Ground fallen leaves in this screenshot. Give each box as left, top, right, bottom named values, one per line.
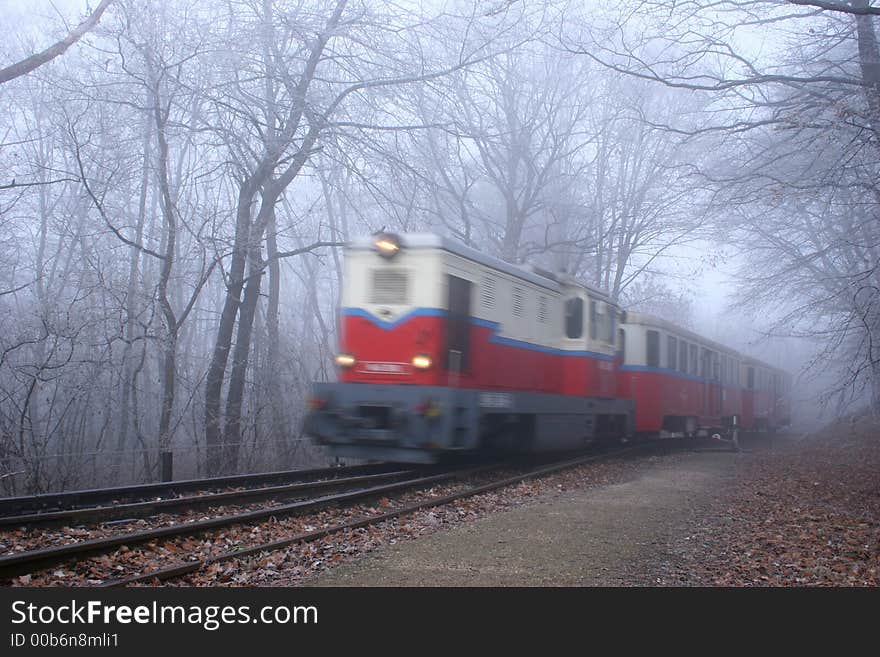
left=661, top=415, right=880, bottom=586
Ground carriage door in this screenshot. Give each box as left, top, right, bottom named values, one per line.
left=446, top=275, right=472, bottom=382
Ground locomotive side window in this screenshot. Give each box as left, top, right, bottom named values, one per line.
left=565, top=298, right=583, bottom=338
left=646, top=330, right=660, bottom=368
left=667, top=336, right=678, bottom=370
left=689, top=344, right=698, bottom=375
left=589, top=300, right=598, bottom=340
left=370, top=269, right=409, bottom=305
left=446, top=275, right=472, bottom=372
left=679, top=341, right=688, bottom=372
left=605, top=308, right=616, bottom=343
left=747, top=366, right=755, bottom=390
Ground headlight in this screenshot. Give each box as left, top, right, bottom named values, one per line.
left=307, top=396, right=327, bottom=410
left=334, top=353, right=356, bottom=368
left=374, top=232, right=402, bottom=258
left=412, top=354, right=432, bottom=370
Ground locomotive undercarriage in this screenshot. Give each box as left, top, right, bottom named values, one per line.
left=658, top=414, right=737, bottom=439
left=305, top=382, right=635, bottom=464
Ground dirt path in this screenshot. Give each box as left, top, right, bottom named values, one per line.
left=305, top=449, right=742, bottom=586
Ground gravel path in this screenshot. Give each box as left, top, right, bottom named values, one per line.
left=305, top=448, right=743, bottom=586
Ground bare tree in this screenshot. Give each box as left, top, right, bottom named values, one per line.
left=199, top=0, right=527, bottom=473
left=567, top=0, right=880, bottom=411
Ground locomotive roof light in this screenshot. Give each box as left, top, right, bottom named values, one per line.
left=334, top=352, right=356, bottom=369
left=373, top=232, right=402, bottom=258
left=412, top=354, right=432, bottom=370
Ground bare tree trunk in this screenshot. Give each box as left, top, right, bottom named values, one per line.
left=854, top=0, right=880, bottom=119
left=204, top=178, right=259, bottom=474
left=265, top=211, right=287, bottom=453
left=222, top=237, right=264, bottom=473
left=117, top=117, right=152, bottom=467
left=151, top=80, right=179, bottom=464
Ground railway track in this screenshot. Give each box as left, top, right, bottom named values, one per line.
left=0, top=465, right=493, bottom=582
left=104, top=446, right=644, bottom=586
left=2, top=438, right=733, bottom=586
left=0, top=462, right=402, bottom=517
left=0, top=468, right=419, bottom=528
left=2, top=442, right=657, bottom=586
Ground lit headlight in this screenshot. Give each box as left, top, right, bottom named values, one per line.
left=412, top=354, right=432, bottom=370
left=334, top=353, right=356, bottom=368
left=374, top=232, right=401, bottom=258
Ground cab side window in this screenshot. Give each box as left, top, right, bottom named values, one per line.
left=589, top=300, right=598, bottom=340
left=565, top=298, right=583, bottom=339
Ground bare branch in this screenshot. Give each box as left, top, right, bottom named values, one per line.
left=0, top=0, right=116, bottom=85
left=787, top=0, right=880, bottom=15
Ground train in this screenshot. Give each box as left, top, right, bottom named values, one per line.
left=304, top=232, right=792, bottom=463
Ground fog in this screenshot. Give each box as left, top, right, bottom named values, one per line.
left=1, top=0, right=877, bottom=493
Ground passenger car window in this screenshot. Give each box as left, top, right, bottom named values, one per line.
left=605, top=309, right=615, bottom=343
left=646, top=330, right=660, bottom=368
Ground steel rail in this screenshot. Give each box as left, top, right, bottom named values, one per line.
left=0, top=463, right=398, bottom=516
left=0, top=469, right=416, bottom=528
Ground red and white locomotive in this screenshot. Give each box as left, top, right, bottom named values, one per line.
left=304, top=233, right=791, bottom=463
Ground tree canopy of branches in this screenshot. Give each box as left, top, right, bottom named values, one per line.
left=5, top=0, right=828, bottom=494
left=567, top=0, right=880, bottom=411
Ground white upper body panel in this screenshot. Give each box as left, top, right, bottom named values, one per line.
left=342, top=233, right=619, bottom=356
